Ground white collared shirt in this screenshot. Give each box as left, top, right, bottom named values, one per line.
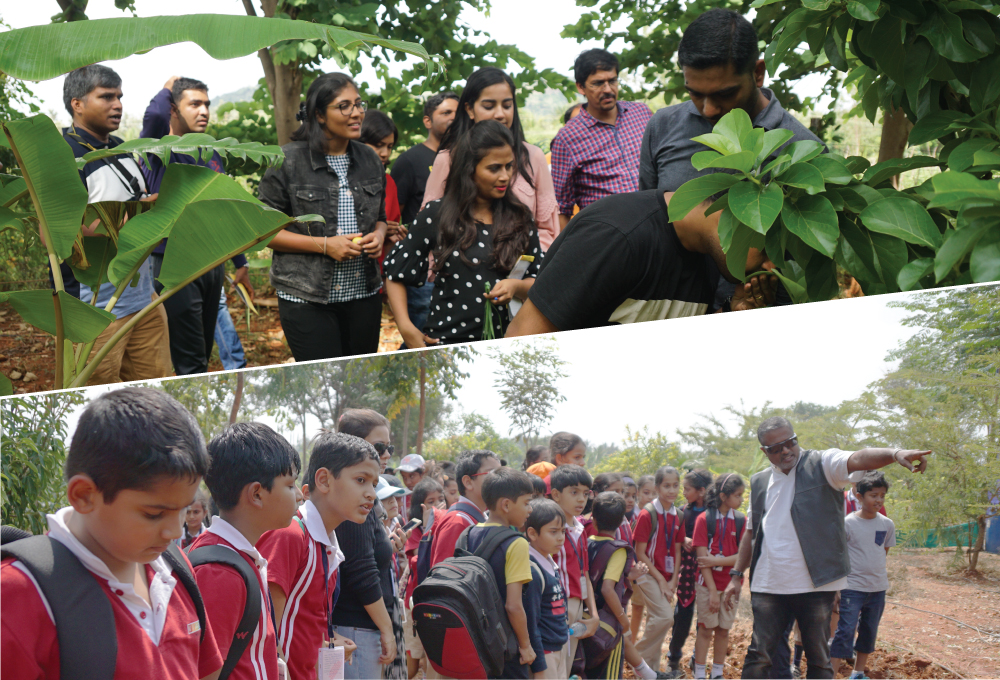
left=12, top=507, right=178, bottom=644
left=299, top=499, right=345, bottom=573
left=528, top=545, right=560, bottom=578
left=747, top=448, right=853, bottom=594
left=206, top=516, right=269, bottom=583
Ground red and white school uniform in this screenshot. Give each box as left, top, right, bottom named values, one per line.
left=582, top=516, right=633, bottom=543
left=691, top=509, right=744, bottom=593
left=556, top=517, right=591, bottom=664
left=632, top=499, right=685, bottom=581
left=189, top=517, right=277, bottom=680
left=1, top=507, right=223, bottom=680
left=256, top=499, right=344, bottom=680
left=631, top=499, right=686, bottom=669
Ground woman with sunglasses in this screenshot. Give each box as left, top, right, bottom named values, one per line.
left=333, top=408, right=410, bottom=679
left=421, top=67, right=560, bottom=250
left=259, top=73, right=388, bottom=361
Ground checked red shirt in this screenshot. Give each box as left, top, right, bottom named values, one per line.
left=550, top=100, right=653, bottom=215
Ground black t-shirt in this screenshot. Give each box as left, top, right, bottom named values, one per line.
left=390, top=143, right=437, bottom=225
left=528, top=190, right=715, bottom=331
left=385, top=199, right=542, bottom=343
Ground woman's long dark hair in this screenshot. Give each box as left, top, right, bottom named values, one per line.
left=291, top=72, right=358, bottom=157
left=359, top=109, right=397, bottom=148
left=439, top=67, right=534, bottom=188
left=433, top=121, right=534, bottom=274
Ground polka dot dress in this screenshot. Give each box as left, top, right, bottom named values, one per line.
left=385, top=200, right=542, bottom=343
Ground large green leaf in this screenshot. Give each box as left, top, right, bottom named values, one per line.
left=691, top=150, right=757, bottom=174
left=837, top=215, right=880, bottom=282
left=728, top=181, right=784, bottom=234
left=712, top=108, right=754, bottom=153
left=157, top=200, right=298, bottom=289
left=916, top=5, right=988, bottom=63
left=946, top=138, right=997, bottom=172
left=781, top=194, right=840, bottom=258
left=68, top=237, right=118, bottom=290
left=756, top=129, right=795, bottom=167
left=862, top=156, right=941, bottom=186
left=77, top=134, right=285, bottom=172
left=0, top=372, right=11, bottom=397
left=667, top=173, right=741, bottom=222
left=108, top=164, right=261, bottom=285
left=690, top=133, right=741, bottom=156
left=0, top=290, right=114, bottom=343
left=0, top=177, right=27, bottom=207
left=2, top=116, right=87, bottom=261
left=859, top=197, right=943, bottom=248
left=908, top=110, right=970, bottom=145
left=848, top=0, right=880, bottom=21
left=783, top=140, right=826, bottom=166
left=934, top=220, right=992, bottom=281
left=927, top=171, right=1000, bottom=208
left=970, top=229, right=1000, bottom=282
left=897, top=257, right=935, bottom=291
left=726, top=221, right=765, bottom=281
left=0, top=14, right=440, bottom=81
left=770, top=268, right=808, bottom=304
left=808, top=155, right=854, bottom=185
left=766, top=8, right=817, bottom=77
left=775, top=163, right=825, bottom=194
left=718, top=208, right=739, bottom=252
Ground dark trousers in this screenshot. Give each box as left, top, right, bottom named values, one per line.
left=770, top=619, right=795, bottom=679
left=151, top=256, right=223, bottom=375
left=667, top=599, right=695, bottom=664
left=278, top=293, right=382, bottom=361
left=742, top=592, right=836, bottom=680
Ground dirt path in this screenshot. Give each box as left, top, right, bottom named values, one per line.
left=1, top=295, right=405, bottom=393
left=627, top=549, right=1000, bottom=679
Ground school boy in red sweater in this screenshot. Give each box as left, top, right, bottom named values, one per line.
left=189, top=422, right=303, bottom=680
left=1, top=387, right=223, bottom=680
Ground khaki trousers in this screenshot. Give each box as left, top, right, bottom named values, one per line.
left=86, top=300, right=172, bottom=385
left=634, top=574, right=675, bottom=670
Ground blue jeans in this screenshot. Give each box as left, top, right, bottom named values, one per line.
left=830, top=590, right=885, bottom=658
left=406, top=281, right=434, bottom=338
left=332, top=625, right=383, bottom=680
left=214, top=295, right=247, bottom=370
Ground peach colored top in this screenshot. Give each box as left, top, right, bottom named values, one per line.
left=420, top=142, right=561, bottom=251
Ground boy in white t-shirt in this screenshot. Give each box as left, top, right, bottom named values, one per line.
left=831, top=471, right=895, bottom=679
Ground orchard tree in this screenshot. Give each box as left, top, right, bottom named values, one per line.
left=491, top=338, right=568, bottom=449
left=422, top=412, right=521, bottom=463
left=234, top=0, right=574, bottom=148
left=592, top=426, right=687, bottom=477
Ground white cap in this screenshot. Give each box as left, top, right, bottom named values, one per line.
left=376, top=477, right=410, bottom=500
left=397, top=454, right=426, bottom=473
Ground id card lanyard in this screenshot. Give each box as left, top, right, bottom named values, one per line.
left=712, top=513, right=730, bottom=571
left=659, top=507, right=677, bottom=574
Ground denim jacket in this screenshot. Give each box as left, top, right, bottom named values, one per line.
left=259, top=139, right=386, bottom=303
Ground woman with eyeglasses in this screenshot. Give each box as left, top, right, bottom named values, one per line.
left=334, top=408, right=411, bottom=679
left=421, top=67, right=560, bottom=250
left=259, top=72, right=388, bottom=361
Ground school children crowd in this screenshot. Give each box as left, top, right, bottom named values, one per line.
left=2, top=387, right=930, bottom=680
left=49, top=8, right=806, bottom=386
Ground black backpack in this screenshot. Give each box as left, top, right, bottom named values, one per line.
left=411, top=525, right=520, bottom=679
left=1, top=527, right=206, bottom=680
left=187, top=545, right=264, bottom=680
left=704, top=507, right=747, bottom=550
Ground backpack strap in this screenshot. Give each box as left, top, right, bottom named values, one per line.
left=162, top=543, right=207, bottom=644
left=643, top=502, right=658, bottom=538
left=450, top=501, right=485, bottom=525
left=735, top=512, right=746, bottom=543
left=705, top=506, right=719, bottom=549
left=472, top=526, right=521, bottom=561
left=188, top=546, right=262, bottom=680
left=454, top=525, right=473, bottom=556
left=2, top=535, right=117, bottom=680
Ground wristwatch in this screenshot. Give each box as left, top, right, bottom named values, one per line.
left=729, top=569, right=744, bottom=580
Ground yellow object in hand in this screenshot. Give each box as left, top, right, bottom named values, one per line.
left=352, top=237, right=363, bottom=244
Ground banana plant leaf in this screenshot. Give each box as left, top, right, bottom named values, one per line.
left=156, top=199, right=301, bottom=289
left=108, top=164, right=262, bottom=286
left=0, top=14, right=441, bottom=82
left=0, top=372, right=12, bottom=397
left=0, top=290, right=114, bottom=343
left=2, top=116, right=88, bottom=262
left=77, top=134, right=285, bottom=172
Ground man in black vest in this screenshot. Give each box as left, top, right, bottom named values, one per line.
left=721, top=417, right=930, bottom=679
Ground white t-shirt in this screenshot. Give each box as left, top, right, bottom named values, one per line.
left=746, top=448, right=853, bottom=594
left=844, top=511, right=895, bottom=592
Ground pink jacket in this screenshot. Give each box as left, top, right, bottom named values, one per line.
left=420, top=142, right=561, bottom=250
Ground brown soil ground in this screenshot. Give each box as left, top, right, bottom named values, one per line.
left=626, top=548, right=1000, bottom=679
left=0, top=291, right=405, bottom=392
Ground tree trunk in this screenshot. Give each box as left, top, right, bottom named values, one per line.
left=402, top=402, right=411, bottom=458
left=417, top=357, right=427, bottom=457
left=969, top=515, right=986, bottom=572
left=229, top=372, right=245, bottom=425
left=877, top=106, right=914, bottom=188
left=243, top=0, right=302, bottom=146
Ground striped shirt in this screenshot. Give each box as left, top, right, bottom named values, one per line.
left=550, top=101, right=653, bottom=215
left=277, top=154, right=377, bottom=305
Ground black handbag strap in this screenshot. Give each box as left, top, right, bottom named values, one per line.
left=188, top=545, right=263, bottom=680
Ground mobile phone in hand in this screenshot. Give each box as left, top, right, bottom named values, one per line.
left=400, top=518, right=422, bottom=533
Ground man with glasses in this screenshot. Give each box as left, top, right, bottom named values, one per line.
left=721, top=417, right=931, bottom=679
left=550, top=49, right=652, bottom=230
